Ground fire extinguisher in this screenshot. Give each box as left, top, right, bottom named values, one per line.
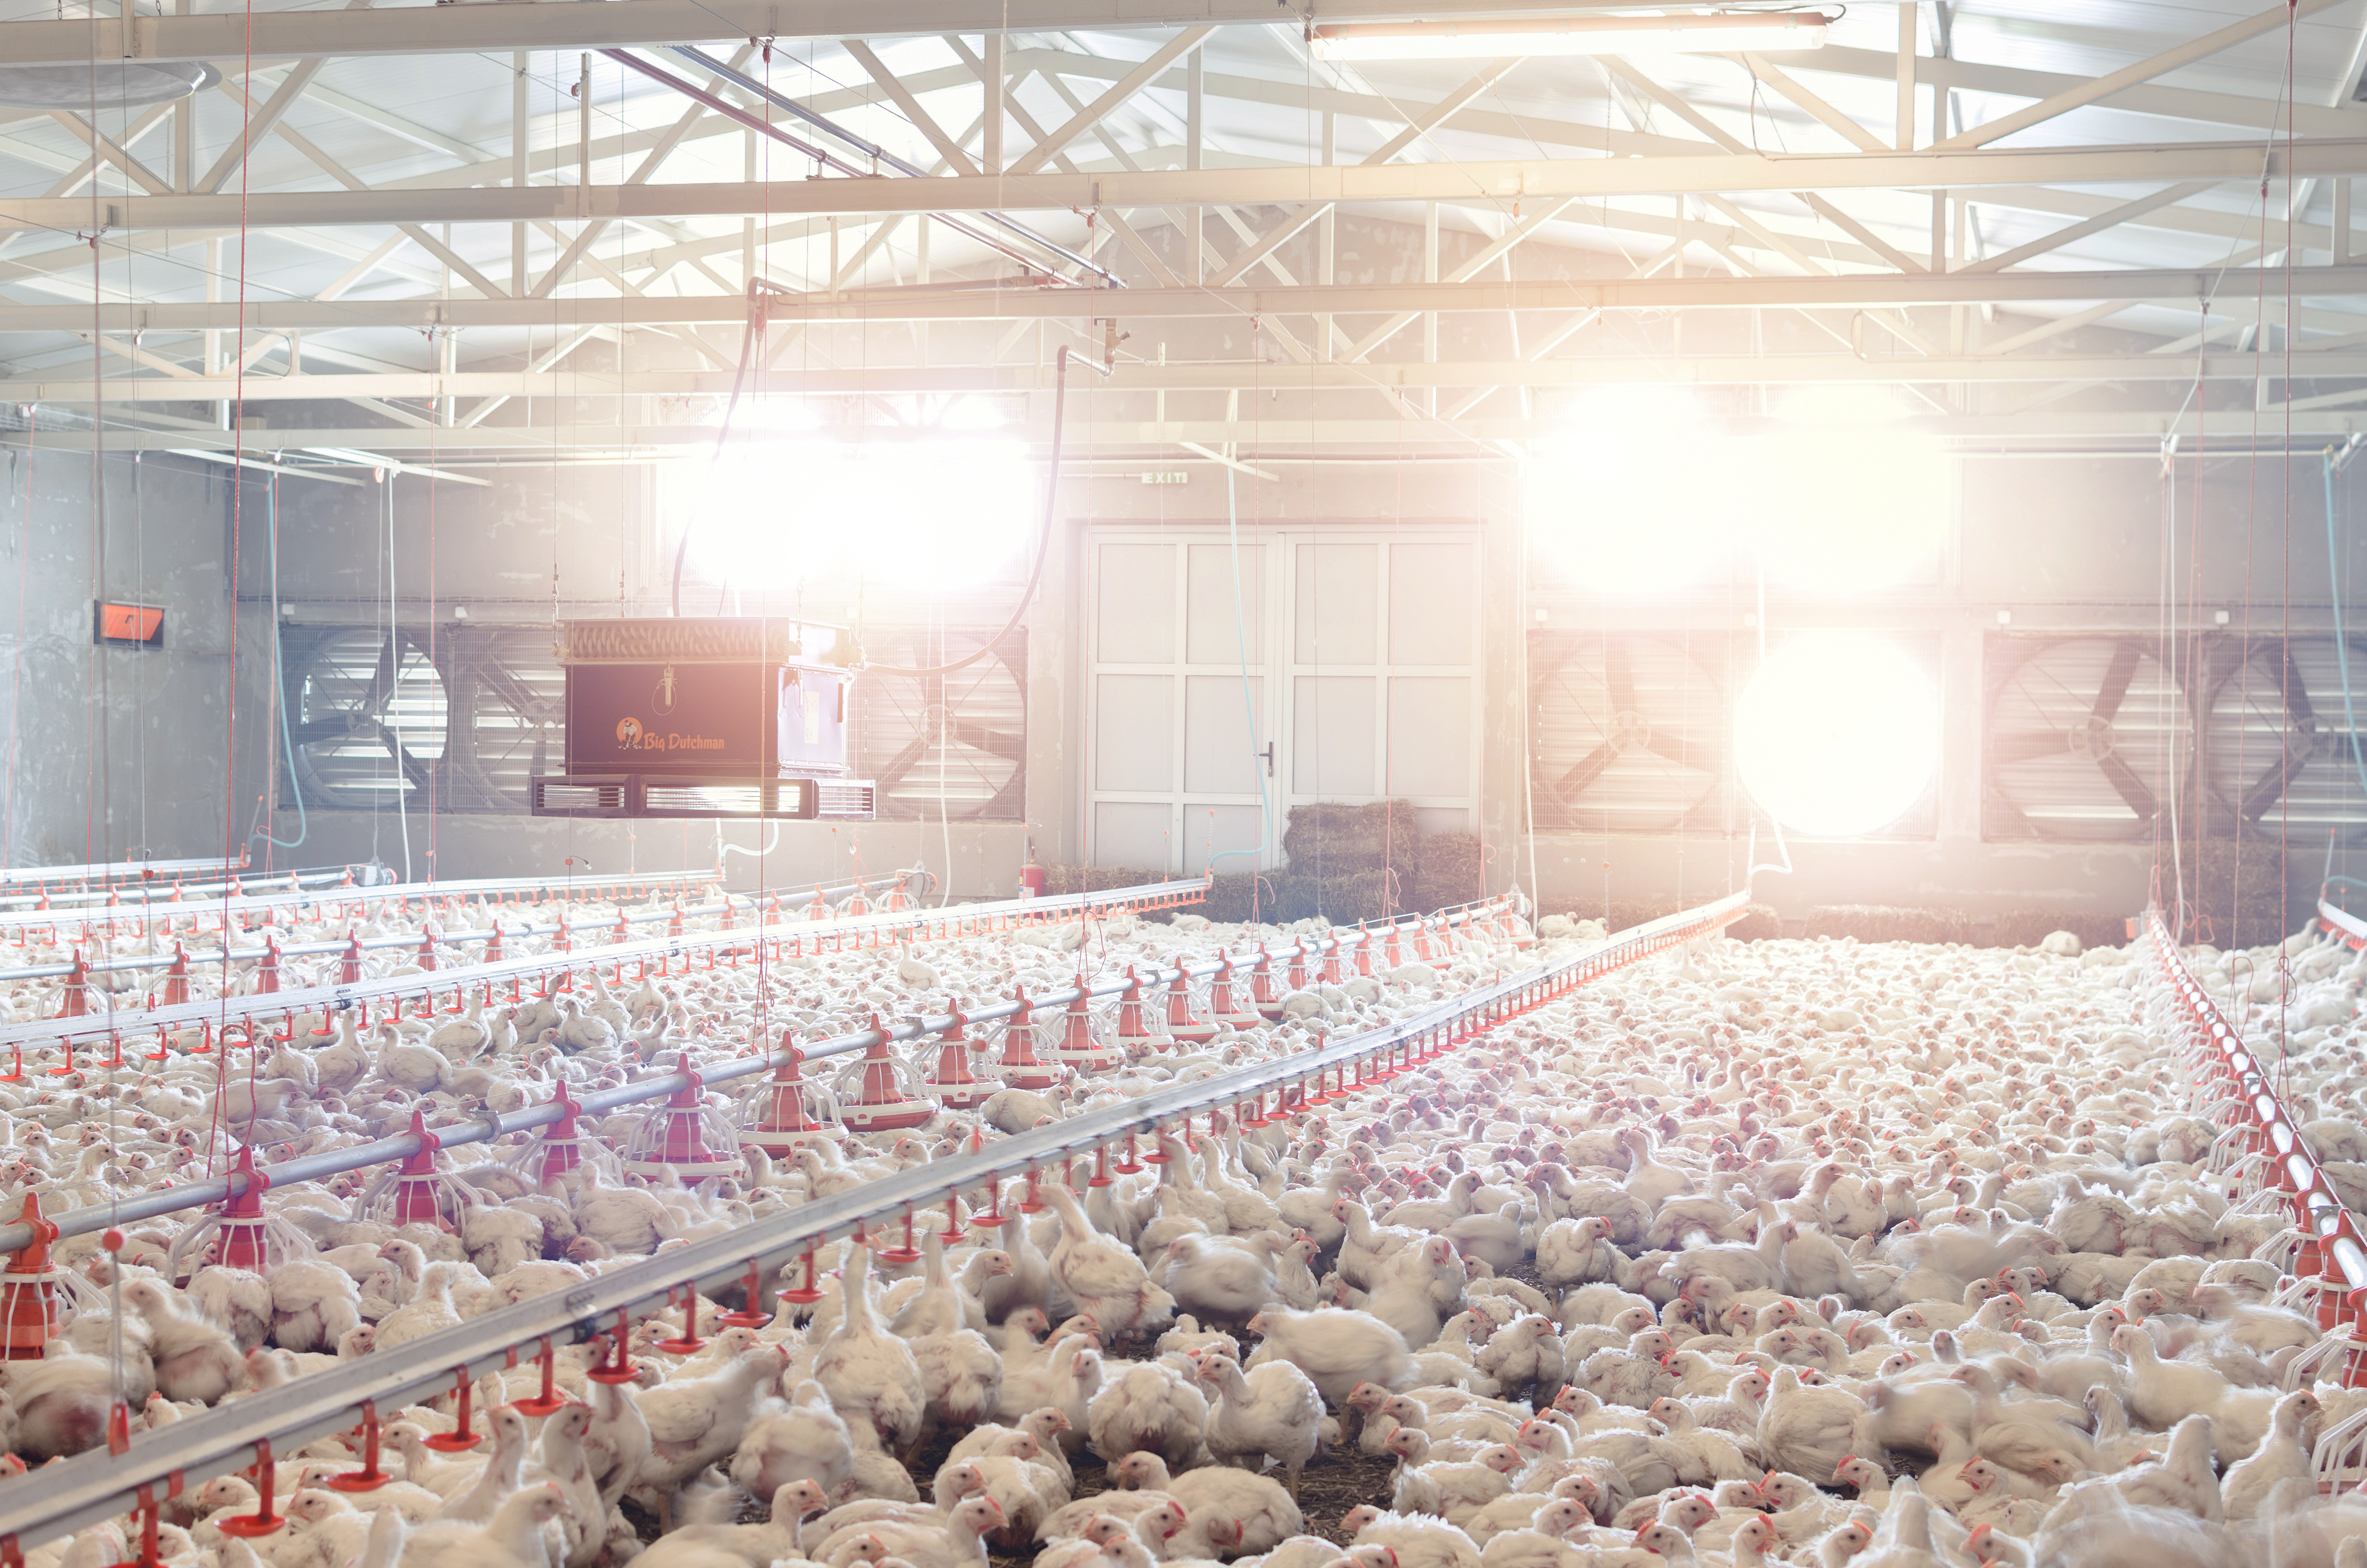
left=1019, top=839, right=1045, bottom=900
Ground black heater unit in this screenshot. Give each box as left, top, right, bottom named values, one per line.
left=530, top=618, right=876, bottom=820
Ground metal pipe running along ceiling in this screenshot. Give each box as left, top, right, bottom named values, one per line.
left=0, top=888, right=1746, bottom=1550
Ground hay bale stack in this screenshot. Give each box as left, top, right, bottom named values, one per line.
left=1726, top=902, right=1783, bottom=942
left=1282, top=801, right=1421, bottom=876
left=1305, top=868, right=1401, bottom=924
left=1202, top=873, right=1274, bottom=924
left=1415, top=831, right=1486, bottom=912
left=1044, top=864, right=1163, bottom=897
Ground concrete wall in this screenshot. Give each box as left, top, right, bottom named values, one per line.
left=55, top=375, right=2341, bottom=933
left=0, top=434, right=269, bottom=871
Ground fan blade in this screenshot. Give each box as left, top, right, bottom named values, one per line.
left=1992, top=729, right=2071, bottom=765
left=875, top=733, right=933, bottom=791
left=946, top=722, right=1025, bottom=762
left=2280, top=646, right=2319, bottom=729
left=2238, top=742, right=2310, bottom=822
left=478, top=662, right=557, bottom=723
left=2093, top=642, right=2141, bottom=723
left=376, top=725, right=431, bottom=793
left=1643, top=734, right=1715, bottom=771
left=1555, top=743, right=1619, bottom=798
left=2095, top=752, right=2159, bottom=820
left=1604, top=640, right=1637, bottom=714
left=360, top=633, right=398, bottom=721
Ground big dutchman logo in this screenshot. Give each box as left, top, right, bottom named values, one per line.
left=617, top=716, right=644, bottom=747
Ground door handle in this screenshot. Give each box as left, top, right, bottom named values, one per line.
left=1260, top=743, right=1275, bottom=778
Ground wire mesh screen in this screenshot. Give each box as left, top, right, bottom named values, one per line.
left=278, top=625, right=563, bottom=814
left=852, top=628, right=1027, bottom=822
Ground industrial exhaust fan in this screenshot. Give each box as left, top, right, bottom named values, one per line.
left=529, top=618, right=876, bottom=820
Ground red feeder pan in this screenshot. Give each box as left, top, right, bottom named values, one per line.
left=1113, top=969, right=1161, bottom=1055
left=996, top=987, right=1060, bottom=1091
left=621, top=1052, right=746, bottom=1182
left=1250, top=954, right=1286, bottom=1022
left=1051, top=983, right=1121, bottom=1074
left=921, top=1008, right=996, bottom=1112
left=741, top=1034, right=847, bottom=1157
left=0, top=1191, right=99, bottom=1360
left=1163, top=969, right=1217, bottom=1045
left=349, top=1110, right=467, bottom=1232
left=833, top=1019, right=936, bottom=1134
left=164, top=1146, right=311, bottom=1282
left=503, top=1081, right=617, bottom=1186
left=1208, top=955, right=1261, bottom=1031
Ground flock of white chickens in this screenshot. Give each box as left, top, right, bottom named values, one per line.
left=1, top=881, right=2364, bottom=1568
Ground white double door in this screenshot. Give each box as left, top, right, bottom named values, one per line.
left=1083, top=524, right=1483, bottom=875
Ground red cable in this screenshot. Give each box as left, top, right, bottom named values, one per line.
left=7, top=405, right=30, bottom=869
left=212, top=0, right=258, bottom=1181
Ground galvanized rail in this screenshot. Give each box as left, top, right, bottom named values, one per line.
left=0, top=859, right=366, bottom=906
left=0, top=877, right=1209, bottom=1059
left=0, top=887, right=1745, bottom=1551
left=0, top=866, right=729, bottom=927
left=0, top=868, right=920, bottom=983
left=0, top=881, right=1508, bottom=1253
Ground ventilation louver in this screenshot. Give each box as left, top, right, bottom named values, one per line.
left=1984, top=635, right=2187, bottom=841
left=1527, top=632, right=1724, bottom=833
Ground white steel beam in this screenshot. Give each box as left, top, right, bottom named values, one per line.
left=13, top=263, right=2367, bottom=333
left=15, top=411, right=2367, bottom=452
left=0, top=0, right=1613, bottom=66
left=16, top=139, right=2367, bottom=232
left=1005, top=28, right=1212, bottom=175
left=1932, top=0, right=2351, bottom=150
left=17, top=349, right=2367, bottom=404
left=1779, top=41, right=2367, bottom=141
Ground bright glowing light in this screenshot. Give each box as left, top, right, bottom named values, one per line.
left=1734, top=631, right=1940, bottom=838
left=679, top=439, right=1037, bottom=591
left=1525, top=389, right=1740, bottom=594
left=1750, top=392, right=1948, bottom=593
left=939, top=396, right=1006, bottom=431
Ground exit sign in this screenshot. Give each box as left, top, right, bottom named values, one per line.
left=1140, top=471, right=1189, bottom=486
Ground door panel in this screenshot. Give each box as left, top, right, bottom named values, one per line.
left=1293, top=674, right=1378, bottom=795
left=1183, top=804, right=1267, bottom=873
left=1097, top=545, right=1177, bottom=663
left=1388, top=676, right=1474, bottom=797
left=1094, top=801, right=1174, bottom=870
left=1390, top=542, right=1478, bottom=664
left=1185, top=674, right=1265, bottom=794
left=1187, top=543, right=1263, bottom=664
left=1294, top=544, right=1379, bottom=665
left=1086, top=526, right=1480, bottom=876
left=1094, top=674, right=1173, bottom=792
